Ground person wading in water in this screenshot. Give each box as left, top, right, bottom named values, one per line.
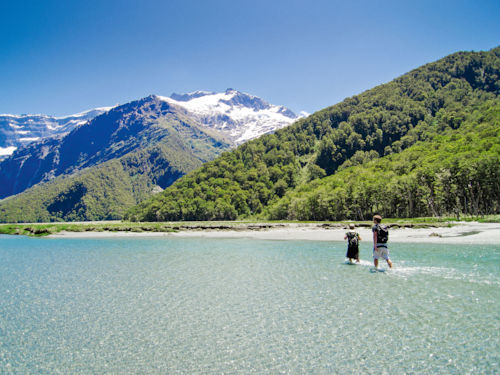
left=344, top=223, right=361, bottom=264
left=372, top=215, right=393, bottom=269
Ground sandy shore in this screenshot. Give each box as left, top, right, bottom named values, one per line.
left=48, top=222, right=500, bottom=244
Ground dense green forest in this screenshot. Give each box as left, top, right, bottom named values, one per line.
left=126, top=47, right=500, bottom=222
left=267, top=102, right=499, bottom=220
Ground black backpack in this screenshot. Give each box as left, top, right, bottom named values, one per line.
left=376, top=224, right=389, bottom=243
left=347, top=232, right=358, bottom=247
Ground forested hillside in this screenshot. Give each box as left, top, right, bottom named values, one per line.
left=267, top=101, right=499, bottom=220
left=0, top=99, right=230, bottom=222
left=126, top=47, right=500, bottom=221
left=0, top=96, right=228, bottom=199
left=0, top=141, right=218, bottom=222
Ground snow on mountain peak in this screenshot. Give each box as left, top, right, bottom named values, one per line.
left=170, top=90, right=216, bottom=102
left=158, top=89, right=299, bottom=145
left=0, top=107, right=111, bottom=159
left=54, top=106, right=116, bottom=119
left=1, top=90, right=301, bottom=160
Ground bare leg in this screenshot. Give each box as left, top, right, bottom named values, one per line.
left=374, top=258, right=379, bottom=268
left=387, top=259, right=393, bottom=268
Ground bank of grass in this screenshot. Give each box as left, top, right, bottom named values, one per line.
left=0, top=221, right=285, bottom=237
left=0, top=215, right=498, bottom=237
left=0, top=222, right=178, bottom=237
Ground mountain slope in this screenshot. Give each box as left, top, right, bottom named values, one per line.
left=0, top=90, right=298, bottom=200
left=0, top=95, right=228, bottom=199
left=162, top=88, right=299, bottom=144
left=0, top=89, right=300, bottom=222
left=0, top=107, right=111, bottom=159
left=0, top=96, right=231, bottom=222
left=126, top=47, right=500, bottom=221
left=266, top=101, right=500, bottom=220
left=0, top=141, right=215, bottom=222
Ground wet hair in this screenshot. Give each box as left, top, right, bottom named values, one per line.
left=373, top=215, right=382, bottom=223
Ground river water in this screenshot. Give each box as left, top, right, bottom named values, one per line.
left=0, top=235, right=498, bottom=374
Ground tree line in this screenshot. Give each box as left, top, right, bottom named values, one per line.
left=125, top=48, right=499, bottom=222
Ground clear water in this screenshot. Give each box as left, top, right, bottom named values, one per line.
left=0, top=235, right=498, bottom=374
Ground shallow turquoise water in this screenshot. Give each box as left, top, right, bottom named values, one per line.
left=0, top=235, right=498, bottom=374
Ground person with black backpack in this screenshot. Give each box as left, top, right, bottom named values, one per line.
left=344, top=223, right=361, bottom=264
left=372, top=215, right=393, bottom=269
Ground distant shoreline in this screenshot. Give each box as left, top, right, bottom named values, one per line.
left=1, top=221, right=497, bottom=245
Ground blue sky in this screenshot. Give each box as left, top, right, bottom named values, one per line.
left=1, top=0, right=499, bottom=116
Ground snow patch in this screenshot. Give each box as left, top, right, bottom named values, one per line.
left=0, top=146, right=17, bottom=156
left=54, top=106, right=115, bottom=119
left=157, top=89, right=300, bottom=145
left=1, top=107, right=110, bottom=157
left=19, top=137, right=40, bottom=142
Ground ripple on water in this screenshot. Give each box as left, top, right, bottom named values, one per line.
left=0, top=237, right=498, bottom=374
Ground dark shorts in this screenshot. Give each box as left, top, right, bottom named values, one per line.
left=346, top=245, right=359, bottom=259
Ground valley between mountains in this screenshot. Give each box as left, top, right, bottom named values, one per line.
left=0, top=90, right=299, bottom=222
left=0, top=47, right=499, bottom=223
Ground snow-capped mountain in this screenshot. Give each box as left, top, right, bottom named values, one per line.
left=0, top=90, right=301, bottom=201
left=0, top=96, right=232, bottom=200
left=0, top=90, right=302, bottom=220
left=159, top=89, right=300, bottom=144
left=1, top=89, right=299, bottom=159
left=0, top=107, right=113, bottom=159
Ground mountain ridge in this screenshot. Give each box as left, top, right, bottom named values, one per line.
left=0, top=97, right=231, bottom=222
left=126, top=46, right=500, bottom=222
left=0, top=107, right=112, bottom=159
left=0, top=95, right=230, bottom=199
left=0, top=90, right=298, bottom=200
left=0, top=90, right=300, bottom=222
left=158, top=89, right=299, bottom=144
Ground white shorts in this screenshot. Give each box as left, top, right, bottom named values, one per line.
left=373, top=246, right=390, bottom=260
